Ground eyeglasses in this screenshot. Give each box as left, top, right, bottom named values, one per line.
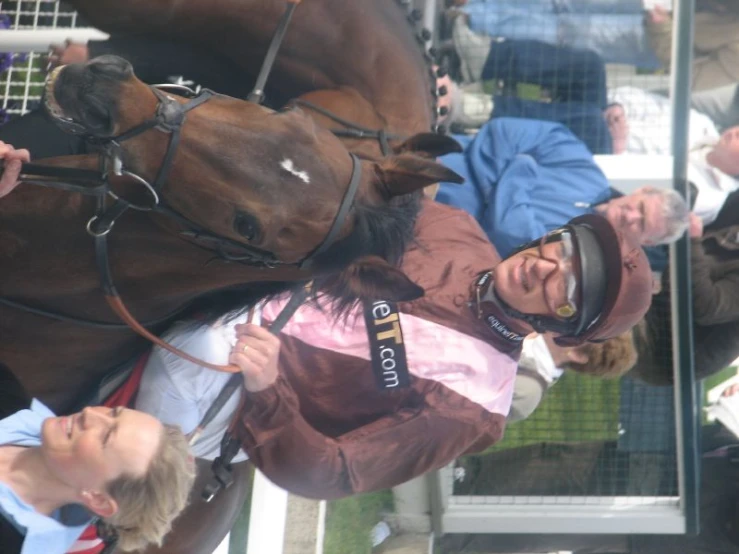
left=537, top=230, right=579, bottom=320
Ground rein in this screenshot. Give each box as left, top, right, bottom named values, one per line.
left=292, top=99, right=406, bottom=157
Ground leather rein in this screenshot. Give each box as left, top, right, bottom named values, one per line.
left=0, top=0, right=372, bottom=375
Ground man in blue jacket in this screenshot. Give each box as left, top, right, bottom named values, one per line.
left=436, top=117, right=690, bottom=273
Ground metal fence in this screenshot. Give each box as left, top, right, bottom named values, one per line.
left=426, top=0, right=702, bottom=543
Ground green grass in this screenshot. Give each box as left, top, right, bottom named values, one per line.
left=701, top=365, right=738, bottom=424
left=493, top=371, right=621, bottom=451
left=4, top=54, right=47, bottom=94
left=703, top=366, right=737, bottom=400
left=324, top=490, right=394, bottom=554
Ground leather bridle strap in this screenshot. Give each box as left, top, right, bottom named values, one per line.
left=291, top=99, right=405, bottom=157
left=247, top=0, right=302, bottom=104
left=189, top=284, right=311, bottom=446
left=104, top=295, right=242, bottom=373
left=94, top=152, right=359, bottom=371
left=298, top=153, right=362, bottom=269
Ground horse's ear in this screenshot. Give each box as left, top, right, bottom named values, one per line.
left=392, top=133, right=463, bottom=158
left=322, top=256, right=424, bottom=303
left=375, top=153, right=464, bottom=198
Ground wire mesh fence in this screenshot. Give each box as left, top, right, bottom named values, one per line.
left=431, top=0, right=710, bottom=538
left=0, top=1, right=81, bottom=119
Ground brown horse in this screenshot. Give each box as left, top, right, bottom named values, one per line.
left=0, top=53, right=461, bottom=405
left=0, top=2, right=452, bottom=551
left=0, top=54, right=460, bottom=554
left=65, top=0, right=440, bottom=160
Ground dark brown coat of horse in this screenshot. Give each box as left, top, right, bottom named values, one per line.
left=1, top=2, right=454, bottom=551
left=66, top=0, right=440, bottom=160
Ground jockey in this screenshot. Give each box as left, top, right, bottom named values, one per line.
left=0, top=130, right=651, bottom=502
left=135, top=201, right=653, bottom=499
left=0, top=365, right=195, bottom=554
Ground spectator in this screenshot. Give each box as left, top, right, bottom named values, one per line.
left=632, top=219, right=739, bottom=384
left=691, top=83, right=739, bottom=132
left=688, top=124, right=739, bottom=225
left=607, top=86, right=720, bottom=156
left=645, top=5, right=739, bottom=91
left=434, top=117, right=690, bottom=264
left=510, top=330, right=638, bottom=422
left=450, top=0, right=662, bottom=69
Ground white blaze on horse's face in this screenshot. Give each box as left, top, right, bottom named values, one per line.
left=279, top=158, right=311, bottom=184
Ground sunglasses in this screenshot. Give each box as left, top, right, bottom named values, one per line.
left=537, top=230, right=579, bottom=320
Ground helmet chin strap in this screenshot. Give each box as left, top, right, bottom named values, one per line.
left=489, top=281, right=579, bottom=337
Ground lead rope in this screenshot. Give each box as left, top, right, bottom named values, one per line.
left=197, top=284, right=312, bottom=502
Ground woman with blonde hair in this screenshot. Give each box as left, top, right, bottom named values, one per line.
left=510, top=331, right=638, bottom=422
left=0, top=363, right=195, bottom=554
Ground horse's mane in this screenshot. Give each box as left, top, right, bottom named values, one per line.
left=185, top=192, right=422, bottom=327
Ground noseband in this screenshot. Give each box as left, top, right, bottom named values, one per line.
left=0, top=81, right=362, bottom=339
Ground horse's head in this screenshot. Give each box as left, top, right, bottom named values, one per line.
left=43, top=55, right=463, bottom=301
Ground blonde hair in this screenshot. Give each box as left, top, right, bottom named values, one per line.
left=564, top=330, right=638, bottom=379
left=103, top=423, right=196, bottom=552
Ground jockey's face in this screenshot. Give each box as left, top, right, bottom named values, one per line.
left=41, top=406, right=162, bottom=506
left=493, top=231, right=580, bottom=321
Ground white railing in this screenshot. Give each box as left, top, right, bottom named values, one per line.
left=0, top=1, right=105, bottom=118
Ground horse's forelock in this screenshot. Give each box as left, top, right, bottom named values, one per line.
left=309, top=191, right=422, bottom=316
left=173, top=194, right=421, bottom=327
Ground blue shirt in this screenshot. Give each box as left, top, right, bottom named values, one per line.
left=0, top=400, right=93, bottom=554
left=437, top=118, right=613, bottom=258
left=436, top=118, right=667, bottom=272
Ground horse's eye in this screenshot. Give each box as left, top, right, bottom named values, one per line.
left=233, top=212, right=260, bottom=241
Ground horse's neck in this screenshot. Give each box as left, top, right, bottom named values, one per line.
left=68, top=0, right=434, bottom=138
left=0, top=189, right=304, bottom=409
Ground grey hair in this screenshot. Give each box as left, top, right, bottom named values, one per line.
left=103, top=423, right=196, bottom=552
left=638, top=186, right=690, bottom=245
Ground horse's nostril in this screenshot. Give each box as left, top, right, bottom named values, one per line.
left=86, top=55, right=134, bottom=80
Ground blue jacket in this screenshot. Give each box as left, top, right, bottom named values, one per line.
left=436, top=118, right=613, bottom=258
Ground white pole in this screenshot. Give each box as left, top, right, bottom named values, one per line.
left=0, top=29, right=109, bottom=53
left=246, top=471, right=289, bottom=554
left=211, top=533, right=231, bottom=554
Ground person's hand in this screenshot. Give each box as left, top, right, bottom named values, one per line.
left=651, top=271, right=663, bottom=295
left=721, top=382, right=739, bottom=398
left=689, top=216, right=703, bottom=238
left=603, top=104, right=629, bottom=155
left=689, top=212, right=703, bottom=238
left=646, top=6, right=670, bottom=25
left=0, top=141, right=30, bottom=199
left=229, top=323, right=281, bottom=392
left=47, top=41, right=89, bottom=70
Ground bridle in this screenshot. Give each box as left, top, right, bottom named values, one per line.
left=291, top=99, right=405, bottom=157
left=0, top=73, right=362, bottom=369
left=0, top=0, right=409, bottom=508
